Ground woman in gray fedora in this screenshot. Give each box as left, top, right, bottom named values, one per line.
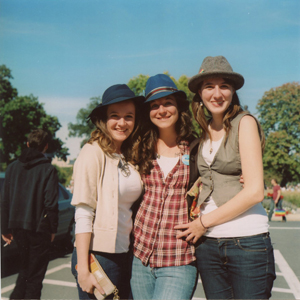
left=175, top=56, right=276, bottom=299
left=71, top=84, right=144, bottom=299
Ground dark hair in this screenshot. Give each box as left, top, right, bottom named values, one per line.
left=132, top=95, right=195, bottom=174
left=88, top=99, right=141, bottom=163
left=27, top=129, right=49, bottom=152
left=191, top=78, right=265, bottom=150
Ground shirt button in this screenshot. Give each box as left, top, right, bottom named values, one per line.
left=210, top=186, right=213, bottom=190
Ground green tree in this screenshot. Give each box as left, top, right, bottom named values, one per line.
left=0, top=65, right=69, bottom=166
left=257, top=82, right=300, bottom=186
left=68, top=97, right=100, bottom=147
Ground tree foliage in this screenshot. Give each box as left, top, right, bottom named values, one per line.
left=68, top=97, right=100, bottom=147
left=257, top=82, right=300, bottom=186
left=0, top=65, right=69, bottom=167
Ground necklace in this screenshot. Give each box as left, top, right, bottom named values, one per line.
left=209, top=145, right=213, bottom=154
left=117, top=156, right=131, bottom=177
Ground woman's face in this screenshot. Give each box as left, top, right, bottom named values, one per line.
left=199, top=78, right=235, bottom=116
left=149, top=95, right=179, bottom=131
left=106, top=100, right=135, bottom=151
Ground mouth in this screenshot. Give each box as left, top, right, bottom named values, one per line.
left=211, top=101, right=224, bottom=106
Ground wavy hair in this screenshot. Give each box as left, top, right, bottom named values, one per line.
left=192, top=79, right=265, bottom=151
left=88, top=100, right=141, bottom=162
left=132, top=96, right=195, bottom=174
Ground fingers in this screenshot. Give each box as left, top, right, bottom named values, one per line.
left=174, top=223, right=189, bottom=230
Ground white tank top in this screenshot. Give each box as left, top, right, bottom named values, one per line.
left=202, top=137, right=269, bottom=238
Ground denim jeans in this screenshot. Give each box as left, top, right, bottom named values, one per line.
left=195, top=232, right=276, bottom=299
left=130, top=255, right=198, bottom=300
left=71, top=248, right=132, bottom=300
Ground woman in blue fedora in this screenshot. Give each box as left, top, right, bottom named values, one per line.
left=175, top=56, right=276, bottom=299
left=130, top=74, right=198, bottom=300
left=71, top=84, right=144, bottom=299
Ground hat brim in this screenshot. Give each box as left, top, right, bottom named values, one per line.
left=145, top=90, right=187, bottom=103
left=188, top=72, right=244, bottom=93
left=88, top=95, right=145, bottom=123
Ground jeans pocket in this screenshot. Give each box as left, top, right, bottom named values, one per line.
left=236, top=235, right=268, bottom=252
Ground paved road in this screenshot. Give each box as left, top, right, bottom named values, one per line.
left=2, top=221, right=300, bottom=300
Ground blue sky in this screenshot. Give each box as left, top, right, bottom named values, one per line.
left=1, top=0, right=300, bottom=159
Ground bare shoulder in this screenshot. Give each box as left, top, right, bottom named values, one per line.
left=239, top=115, right=258, bottom=133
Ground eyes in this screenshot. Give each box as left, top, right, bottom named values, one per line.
left=150, top=99, right=177, bottom=110
left=202, top=83, right=232, bottom=90
left=108, top=113, right=134, bottom=121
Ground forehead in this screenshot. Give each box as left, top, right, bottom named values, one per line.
left=107, top=100, right=135, bottom=113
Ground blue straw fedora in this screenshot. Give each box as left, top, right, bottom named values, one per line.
left=145, top=74, right=187, bottom=103
left=88, top=84, right=145, bottom=123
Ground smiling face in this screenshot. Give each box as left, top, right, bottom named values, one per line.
left=149, top=95, right=179, bottom=131
left=199, top=78, right=235, bottom=117
left=106, top=100, right=135, bottom=153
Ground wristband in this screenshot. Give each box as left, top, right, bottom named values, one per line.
left=200, top=214, right=209, bottom=230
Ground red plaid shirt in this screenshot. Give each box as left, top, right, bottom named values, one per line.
left=133, top=143, right=195, bottom=267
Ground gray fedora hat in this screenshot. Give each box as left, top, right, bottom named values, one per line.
left=188, top=56, right=244, bottom=93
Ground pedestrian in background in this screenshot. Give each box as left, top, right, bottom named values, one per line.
left=71, top=84, right=144, bottom=299
left=130, top=74, right=198, bottom=300
left=175, top=56, right=276, bottom=299
left=1, top=129, right=59, bottom=300
left=269, top=178, right=286, bottom=222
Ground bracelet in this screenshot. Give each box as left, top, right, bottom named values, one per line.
left=199, top=214, right=209, bottom=230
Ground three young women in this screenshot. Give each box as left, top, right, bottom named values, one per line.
left=71, top=84, right=144, bottom=299
left=130, top=74, right=198, bottom=300
left=175, top=56, right=276, bottom=299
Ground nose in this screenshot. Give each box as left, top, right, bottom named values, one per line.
left=158, top=105, right=167, bottom=114
left=118, top=118, right=126, bottom=126
left=213, top=86, right=222, bottom=99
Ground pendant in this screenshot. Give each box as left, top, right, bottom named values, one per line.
left=209, top=148, right=213, bottom=154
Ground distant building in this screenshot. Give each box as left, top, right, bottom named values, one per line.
left=52, top=157, right=74, bottom=168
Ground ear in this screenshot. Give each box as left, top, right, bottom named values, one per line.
left=27, top=142, right=30, bottom=148
left=43, top=143, right=48, bottom=153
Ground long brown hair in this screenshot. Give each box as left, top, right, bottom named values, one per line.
left=132, top=96, right=195, bottom=174
left=192, top=79, right=265, bottom=150
left=88, top=100, right=141, bottom=162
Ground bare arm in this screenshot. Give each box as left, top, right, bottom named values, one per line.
left=75, top=233, right=105, bottom=295
left=175, top=116, right=264, bottom=243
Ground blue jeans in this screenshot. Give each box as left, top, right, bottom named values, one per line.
left=195, top=232, right=276, bottom=299
left=130, top=255, right=197, bottom=300
left=71, top=248, right=132, bottom=300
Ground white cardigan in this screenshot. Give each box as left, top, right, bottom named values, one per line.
left=71, top=142, right=143, bottom=253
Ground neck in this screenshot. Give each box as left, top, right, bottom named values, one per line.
left=210, top=115, right=224, bottom=131
left=157, top=128, right=178, bottom=147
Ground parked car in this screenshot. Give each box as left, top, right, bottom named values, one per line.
left=0, top=172, right=75, bottom=259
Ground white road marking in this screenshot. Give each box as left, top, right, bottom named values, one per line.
left=274, top=249, right=300, bottom=299
left=270, top=227, right=300, bottom=230
left=43, top=279, right=77, bottom=287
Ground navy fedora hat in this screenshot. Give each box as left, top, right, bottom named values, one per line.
left=88, top=84, right=145, bottom=124
left=145, top=74, right=187, bottom=103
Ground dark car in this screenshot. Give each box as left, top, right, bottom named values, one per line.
left=0, top=172, right=75, bottom=259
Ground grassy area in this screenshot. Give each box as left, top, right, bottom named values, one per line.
left=265, top=189, right=300, bottom=208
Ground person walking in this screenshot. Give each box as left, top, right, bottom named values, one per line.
left=269, top=179, right=286, bottom=222
left=1, top=129, right=59, bottom=300
left=175, top=56, right=276, bottom=299
left=71, top=84, right=144, bottom=299
left=130, top=74, right=198, bottom=300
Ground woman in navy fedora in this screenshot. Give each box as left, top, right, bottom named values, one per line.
left=130, top=74, right=198, bottom=300
left=71, top=84, right=144, bottom=299
left=175, top=56, right=276, bottom=299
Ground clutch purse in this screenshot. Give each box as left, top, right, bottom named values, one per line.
left=77, top=253, right=120, bottom=300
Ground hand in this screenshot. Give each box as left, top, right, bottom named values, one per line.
left=2, top=233, right=13, bottom=245
left=174, top=218, right=206, bottom=244
left=51, top=233, right=55, bottom=242
left=240, top=174, right=244, bottom=187
left=78, top=269, right=105, bottom=295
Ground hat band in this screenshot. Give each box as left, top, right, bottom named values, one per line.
left=145, top=86, right=178, bottom=101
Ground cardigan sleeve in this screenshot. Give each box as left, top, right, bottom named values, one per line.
left=71, top=143, right=105, bottom=209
